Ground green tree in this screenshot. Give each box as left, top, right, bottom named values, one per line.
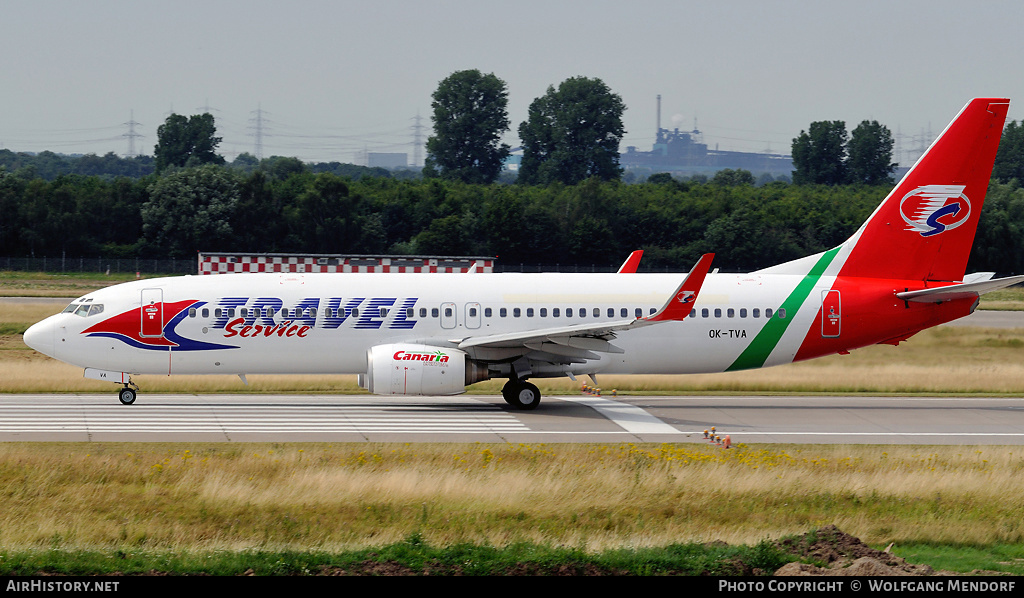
left=154, top=113, right=225, bottom=173
left=424, top=70, right=511, bottom=184
left=710, top=168, right=755, bottom=186
left=791, top=121, right=848, bottom=185
left=517, top=77, right=626, bottom=185
left=993, top=120, right=1024, bottom=183
left=286, top=173, right=361, bottom=253
left=846, top=120, right=895, bottom=185
left=141, top=165, right=239, bottom=257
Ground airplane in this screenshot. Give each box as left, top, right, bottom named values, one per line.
left=23, top=97, right=1024, bottom=410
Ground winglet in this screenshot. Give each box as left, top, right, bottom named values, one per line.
left=643, top=253, right=714, bottom=322
left=617, top=250, right=644, bottom=273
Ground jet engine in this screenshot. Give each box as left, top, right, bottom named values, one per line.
left=359, top=344, right=490, bottom=396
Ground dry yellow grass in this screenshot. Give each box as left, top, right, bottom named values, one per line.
left=0, top=442, right=1020, bottom=551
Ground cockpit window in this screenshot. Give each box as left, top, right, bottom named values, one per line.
left=66, top=303, right=104, bottom=317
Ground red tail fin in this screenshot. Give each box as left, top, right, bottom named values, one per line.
left=838, top=98, right=1009, bottom=282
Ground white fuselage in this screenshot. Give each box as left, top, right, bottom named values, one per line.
left=29, top=271, right=811, bottom=378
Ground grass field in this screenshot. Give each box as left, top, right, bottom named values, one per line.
left=3, top=272, right=1024, bottom=575
left=0, top=442, right=1021, bottom=575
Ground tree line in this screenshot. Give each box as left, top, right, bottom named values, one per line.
left=3, top=160, right=1024, bottom=274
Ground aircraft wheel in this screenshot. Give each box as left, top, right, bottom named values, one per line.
left=118, top=387, right=137, bottom=405
left=510, top=381, right=541, bottom=410
left=501, top=380, right=516, bottom=405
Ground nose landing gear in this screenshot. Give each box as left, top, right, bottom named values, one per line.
left=117, top=379, right=140, bottom=405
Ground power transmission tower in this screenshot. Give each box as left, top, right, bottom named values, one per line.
left=411, top=112, right=425, bottom=167
left=122, top=110, right=143, bottom=157
left=249, top=104, right=268, bottom=160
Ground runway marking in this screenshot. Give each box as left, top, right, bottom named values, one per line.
left=554, top=396, right=682, bottom=434
left=0, top=399, right=528, bottom=435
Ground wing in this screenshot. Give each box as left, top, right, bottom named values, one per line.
left=453, top=254, right=714, bottom=370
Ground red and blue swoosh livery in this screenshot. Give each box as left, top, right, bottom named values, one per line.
left=82, top=300, right=238, bottom=351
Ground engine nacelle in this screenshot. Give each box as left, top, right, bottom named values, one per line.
left=359, top=344, right=490, bottom=396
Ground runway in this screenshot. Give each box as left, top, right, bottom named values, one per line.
left=1, top=394, right=1023, bottom=444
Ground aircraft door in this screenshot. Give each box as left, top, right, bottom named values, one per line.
left=465, top=302, right=481, bottom=329
left=140, top=288, right=164, bottom=338
left=821, top=290, right=841, bottom=338
left=440, top=302, right=457, bottom=329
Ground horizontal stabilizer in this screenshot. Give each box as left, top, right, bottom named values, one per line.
left=896, top=275, right=1024, bottom=303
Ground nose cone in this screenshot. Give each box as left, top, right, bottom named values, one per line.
left=23, top=318, right=56, bottom=359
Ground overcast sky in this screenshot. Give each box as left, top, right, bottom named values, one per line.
left=3, top=0, right=1023, bottom=166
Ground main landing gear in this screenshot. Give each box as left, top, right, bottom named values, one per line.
left=501, top=379, right=541, bottom=410
left=117, top=379, right=140, bottom=405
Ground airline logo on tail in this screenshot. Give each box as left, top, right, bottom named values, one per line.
left=899, top=185, right=970, bottom=237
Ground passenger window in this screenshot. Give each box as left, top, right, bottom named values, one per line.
left=727, top=308, right=734, bottom=318
left=620, top=308, right=627, bottom=318
left=566, top=308, right=573, bottom=317
left=431, top=308, right=439, bottom=317
left=540, top=308, right=547, bottom=317
left=526, top=308, right=534, bottom=317
left=202, top=308, right=210, bottom=318
left=778, top=308, right=787, bottom=319
left=607, top=308, right=614, bottom=318
left=553, top=308, right=560, bottom=317
left=381, top=308, right=390, bottom=317
left=702, top=308, right=709, bottom=318
left=215, top=308, right=223, bottom=318
left=407, top=308, right=414, bottom=317
left=635, top=308, right=642, bottom=318
left=649, top=308, right=656, bottom=315
left=765, top=308, right=773, bottom=318
left=688, top=309, right=696, bottom=318
left=753, top=308, right=760, bottom=318
left=420, top=308, right=428, bottom=318
left=444, top=307, right=452, bottom=317
left=484, top=307, right=492, bottom=317
left=513, top=308, right=521, bottom=317
left=189, top=308, right=197, bottom=318
left=500, top=308, right=507, bottom=317
left=714, top=308, right=722, bottom=318
left=469, top=307, right=478, bottom=317
left=740, top=308, right=747, bottom=318
left=351, top=309, right=359, bottom=317
left=579, top=308, right=586, bottom=318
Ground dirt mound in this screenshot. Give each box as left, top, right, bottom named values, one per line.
left=773, top=525, right=942, bottom=576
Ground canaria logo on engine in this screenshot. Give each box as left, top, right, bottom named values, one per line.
left=899, top=184, right=970, bottom=237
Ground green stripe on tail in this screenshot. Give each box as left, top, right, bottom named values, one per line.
left=726, top=247, right=840, bottom=371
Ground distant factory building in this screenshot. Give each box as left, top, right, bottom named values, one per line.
left=620, top=95, right=794, bottom=179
